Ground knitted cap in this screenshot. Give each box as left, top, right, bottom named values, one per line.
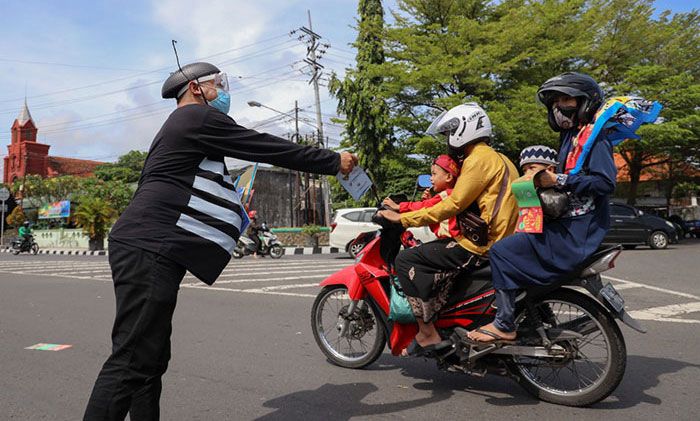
left=519, top=145, right=558, bottom=168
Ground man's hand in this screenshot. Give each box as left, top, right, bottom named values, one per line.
left=377, top=209, right=402, bottom=223
left=382, top=197, right=400, bottom=212
left=339, top=152, right=358, bottom=175
left=534, top=169, right=558, bottom=188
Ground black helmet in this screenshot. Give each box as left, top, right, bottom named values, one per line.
left=537, top=72, right=604, bottom=131
left=161, top=62, right=221, bottom=99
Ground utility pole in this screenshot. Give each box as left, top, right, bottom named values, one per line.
left=293, top=100, right=300, bottom=227
left=301, top=11, right=332, bottom=225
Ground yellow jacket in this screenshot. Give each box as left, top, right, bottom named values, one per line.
left=400, top=142, right=518, bottom=256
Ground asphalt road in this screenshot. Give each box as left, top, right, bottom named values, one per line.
left=1, top=240, right=699, bottom=420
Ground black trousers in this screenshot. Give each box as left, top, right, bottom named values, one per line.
left=395, top=239, right=483, bottom=321
left=84, top=241, right=186, bottom=421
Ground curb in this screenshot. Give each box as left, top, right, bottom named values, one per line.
left=283, top=247, right=341, bottom=255
left=1, top=247, right=342, bottom=257
left=0, top=248, right=108, bottom=256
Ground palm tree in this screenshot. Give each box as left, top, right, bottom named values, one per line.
left=74, top=197, right=116, bottom=251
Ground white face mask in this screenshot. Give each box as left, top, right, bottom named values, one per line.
left=553, top=105, right=577, bottom=130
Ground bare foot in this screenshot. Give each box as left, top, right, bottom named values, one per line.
left=467, top=322, right=516, bottom=343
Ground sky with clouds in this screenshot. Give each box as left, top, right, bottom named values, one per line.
left=0, top=0, right=693, bottom=173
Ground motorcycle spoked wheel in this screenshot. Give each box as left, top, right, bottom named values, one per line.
left=232, top=248, right=244, bottom=259
left=30, top=243, right=39, bottom=255
left=507, top=289, right=626, bottom=407
left=269, top=244, right=284, bottom=259
left=311, top=285, right=386, bottom=369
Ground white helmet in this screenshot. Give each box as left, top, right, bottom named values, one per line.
left=426, top=103, right=492, bottom=159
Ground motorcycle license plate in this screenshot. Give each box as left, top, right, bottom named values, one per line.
left=600, top=283, right=624, bottom=312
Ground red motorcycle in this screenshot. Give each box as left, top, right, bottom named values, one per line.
left=311, top=210, right=646, bottom=407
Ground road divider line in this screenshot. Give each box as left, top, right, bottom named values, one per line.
left=627, top=301, right=700, bottom=322
left=213, top=268, right=344, bottom=278
left=181, top=284, right=315, bottom=298
left=250, top=283, right=320, bottom=292
left=603, top=275, right=700, bottom=300
left=182, top=274, right=329, bottom=286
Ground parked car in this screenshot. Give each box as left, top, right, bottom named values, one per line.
left=685, top=219, right=700, bottom=238
left=330, top=207, right=437, bottom=257
left=604, top=203, right=679, bottom=249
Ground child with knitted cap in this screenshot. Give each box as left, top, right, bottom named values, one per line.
left=383, top=154, right=461, bottom=239
left=516, top=145, right=559, bottom=181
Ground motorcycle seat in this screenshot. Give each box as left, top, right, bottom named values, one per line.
left=578, top=244, right=622, bottom=271
left=444, top=265, right=493, bottom=308
left=469, top=265, right=492, bottom=280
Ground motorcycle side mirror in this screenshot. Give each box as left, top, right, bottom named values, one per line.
left=416, top=174, right=432, bottom=190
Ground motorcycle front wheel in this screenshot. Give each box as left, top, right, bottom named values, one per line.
left=508, top=289, right=626, bottom=407
left=232, top=248, right=244, bottom=259
left=269, top=244, right=284, bottom=259
left=311, top=285, right=386, bottom=369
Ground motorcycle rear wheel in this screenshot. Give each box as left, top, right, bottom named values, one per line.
left=508, top=289, right=626, bottom=407
left=30, top=243, right=39, bottom=255
left=269, top=244, right=284, bottom=259
left=311, top=285, right=386, bottom=369
left=11, top=247, right=20, bottom=255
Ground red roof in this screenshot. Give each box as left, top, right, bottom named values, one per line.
left=614, top=153, right=700, bottom=182
left=47, top=156, right=104, bottom=178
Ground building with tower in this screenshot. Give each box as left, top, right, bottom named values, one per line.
left=3, top=101, right=104, bottom=184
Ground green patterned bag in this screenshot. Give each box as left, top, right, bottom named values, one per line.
left=388, top=277, right=416, bottom=324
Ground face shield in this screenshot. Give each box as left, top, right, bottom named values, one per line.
left=177, top=72, right=229, bottom=98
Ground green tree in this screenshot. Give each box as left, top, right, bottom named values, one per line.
left=330, top=0, right=393, bottom=195
left=94, top=150, right=147, bottom=183
left=74, top=197, right=117, bottom=251
left=364, top=0, right=698, bottom=205
left=6, top=205, right=26, bottom=227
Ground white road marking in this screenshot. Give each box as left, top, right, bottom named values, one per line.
left=181, top=284, right=315, bottom=298
left=3, top=259, right=699, bottom=324
left=628, top=302, right=700, bottom=324
left=182, top=274, right=330, bottom=286
left=603, top=275, right=700, bottom=300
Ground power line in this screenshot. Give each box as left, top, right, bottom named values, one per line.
left=0, top=41, right=302, bottom=115
left=0, top=58, right=148, bottom=72
left=0, top=32, right=293, bottom=105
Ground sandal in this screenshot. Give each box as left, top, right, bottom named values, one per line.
left=402, top=339, right=453, bottom=358
left=467, top=327, right=516, bottom=344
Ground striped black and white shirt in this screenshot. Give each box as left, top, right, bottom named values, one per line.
left=109, top=104, right=339, bottom=284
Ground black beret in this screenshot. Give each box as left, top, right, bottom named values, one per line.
left=161, top=62, right=221, bottom=99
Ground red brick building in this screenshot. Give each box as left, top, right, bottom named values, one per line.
left=4, top=101, right=104, bottom=183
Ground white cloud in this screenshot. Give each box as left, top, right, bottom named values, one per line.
left=0, top=0, right=352, bottom=179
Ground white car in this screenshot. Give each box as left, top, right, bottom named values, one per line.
left=329, top=207, right=437, bottom=257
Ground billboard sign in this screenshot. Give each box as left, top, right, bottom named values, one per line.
left=39, top=200, right=71, bottom=219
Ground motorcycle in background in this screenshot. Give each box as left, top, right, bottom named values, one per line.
left=233, top=223, right=284, bottom=259
left=11, top=235, right=39, bottom=255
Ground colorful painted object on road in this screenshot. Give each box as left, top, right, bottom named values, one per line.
left=25, top=343, right=73, bottom=351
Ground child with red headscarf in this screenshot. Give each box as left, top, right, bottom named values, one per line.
left=383, top=154, right=461, bottom=239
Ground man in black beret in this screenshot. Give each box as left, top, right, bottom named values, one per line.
left=84, top=62, right=357, bottom=420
